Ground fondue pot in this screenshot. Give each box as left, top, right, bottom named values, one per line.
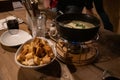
left=55, top=13, right=100, bottom=42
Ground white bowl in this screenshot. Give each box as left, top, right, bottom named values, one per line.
left=15, top=37, right=57, bottom=69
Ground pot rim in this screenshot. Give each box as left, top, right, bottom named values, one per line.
left=55, top=13, right=100, bottom=29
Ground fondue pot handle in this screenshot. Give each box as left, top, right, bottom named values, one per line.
left=48, top=19, right=58, bottom=42
left=92, top=32, right=100, bottom=42
left=57, top=10, right=64, bottom=15
left=81, top=33, right=100, bottom=44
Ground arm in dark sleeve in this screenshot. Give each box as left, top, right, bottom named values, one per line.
left=84, top=0, right=93, bottom=9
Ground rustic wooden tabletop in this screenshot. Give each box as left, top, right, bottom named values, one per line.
left=0, top=8, right=120, bottom=80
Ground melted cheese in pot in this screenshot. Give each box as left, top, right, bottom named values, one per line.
left=64, top=20, right=95, bottom=29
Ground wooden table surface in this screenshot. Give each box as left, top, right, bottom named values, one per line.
left=0, top=8, right=120, bottom=80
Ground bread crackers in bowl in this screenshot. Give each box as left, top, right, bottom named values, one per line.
left=15, top=37, right=56, bottom=68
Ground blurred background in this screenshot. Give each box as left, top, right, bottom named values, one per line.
left=0, top=0, right=119, bottom=34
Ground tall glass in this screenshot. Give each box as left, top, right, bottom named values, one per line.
left=22, top=0, right=47, bottom=38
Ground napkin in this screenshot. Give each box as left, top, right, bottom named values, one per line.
left=0, top=18, right=7, bottom=30
left=0, top=16, right=23, bottom=30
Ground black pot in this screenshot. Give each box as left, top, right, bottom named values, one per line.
left=55, top=13, right=100, bottom=42
left=105, top=76, right=120, bottom=80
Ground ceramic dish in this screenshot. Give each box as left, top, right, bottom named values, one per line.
left=15, top=37, right=56, bottom=69
left=0, top=29, right=32, bottom=46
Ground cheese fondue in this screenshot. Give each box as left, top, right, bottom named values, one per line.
left=64, top=20, right=95, bottom=29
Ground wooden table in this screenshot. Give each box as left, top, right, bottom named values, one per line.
left=0, top=8, right=120, bottom=80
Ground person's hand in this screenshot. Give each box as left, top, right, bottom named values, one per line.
left=43, top=0, right=51, bottom=9
left=86, top=9, right=94, bottom=15
left=86, top=9, right=98, bottom=17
